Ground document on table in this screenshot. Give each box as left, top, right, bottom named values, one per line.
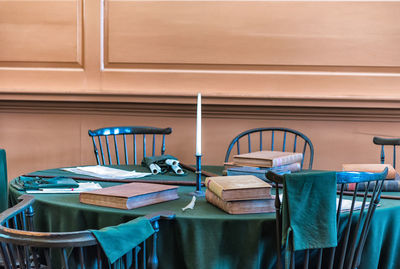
left=26, top=182, right=102, bottom=194
left=62, top=165, right=152, bottom=179
left=277, top=194, right=369, bottom=212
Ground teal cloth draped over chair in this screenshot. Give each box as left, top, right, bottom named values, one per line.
left=91, top=216, right=155, bottom=264
left=267, top=168, right=387, bottom=269
left=0, top=149, right=8, bottom=212
left=282, top=171, right=338, bottom=252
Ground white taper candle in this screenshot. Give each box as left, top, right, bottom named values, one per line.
left=196, top=93, right=202, bottom=155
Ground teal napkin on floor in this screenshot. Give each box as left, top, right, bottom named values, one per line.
left=282, top=171, right=337, bottom=252
left=0, top=150, right=7, bottom=212
left=12, top=176, right=79, bottom=191
left=91, top=217, right=155, bottom=264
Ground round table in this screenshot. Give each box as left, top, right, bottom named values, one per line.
left=9, top=166, right=400, bottom=269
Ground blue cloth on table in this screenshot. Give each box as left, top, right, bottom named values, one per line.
left=91, top=217, right=155, bottom=264
left=282, top=171, right=337, bottom=252
left=12, top=176, right=79, bottom=191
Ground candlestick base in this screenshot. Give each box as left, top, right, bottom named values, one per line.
left=190, top=154, right=205, bottom=197
left=188, top=190, right=205, bottom=197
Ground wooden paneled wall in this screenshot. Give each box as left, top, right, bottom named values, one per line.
left=0, top=1, right=399, bottom=179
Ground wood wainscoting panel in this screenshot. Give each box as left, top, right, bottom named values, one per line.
left=101, top=0, right=400, bottom=99
left=0, top=0, right=83, bottom=67
left=104, top=0, right=400, bottom=66
left=0, top=0, right=101, bottom=91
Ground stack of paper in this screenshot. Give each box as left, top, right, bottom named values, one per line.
left=63, top=166, right=151, bottom=179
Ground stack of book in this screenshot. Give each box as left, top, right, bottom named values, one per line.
left=226, top=150, right=303, bottom=180
left=341, top=163, right=400, bottom=191
left=205, top=175, right=274, bottom=214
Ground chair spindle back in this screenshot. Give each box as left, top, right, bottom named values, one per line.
left=373, top=136, right=400, bottom=169
left=0, top=195, right=174, bottom=269
left=225, top=127, right=314, bottom=169
left=267, top=168, right=387, bottom=269
left=88, top=126, right=172, bottom=165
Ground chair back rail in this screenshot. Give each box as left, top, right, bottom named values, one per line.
left=224, top=127, right=314, bottom=169
left=266, top=168, right=387, bottom=269
left=88, top=126, right=172, bottom=165
left=0, top=195, right=175, bottom=269
left=373, top=136, right=400, bottom=169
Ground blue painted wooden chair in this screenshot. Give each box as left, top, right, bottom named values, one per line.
left=267, top=168, right=388, bottom=269
left=0, top=195, right=175, bottom=269
left=0, top=149, right=7, bottom=213
left=88, top=126, right=172, bottom=165
left=373, top=136, right=400, bottom=169
left=225, top=127, right=314, bottom=169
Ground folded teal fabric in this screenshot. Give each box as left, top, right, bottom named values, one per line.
left=0, top=150, right=7, bottom=212
left=91, top=217, right=155, bottom=264
left=282, top=171, right=337, bottom=252
left=12, top=176, right=79, bottom=191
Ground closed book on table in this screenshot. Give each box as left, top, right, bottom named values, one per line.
left=80, top=182, right=179, bottom=209
left=205, top=190, right=274, bottom=214
left=342, top=164, right=396, bottom=179
left=233, top=150, right=303, bottom=168
left=226, top=163, right=301, bottom=180
left=205, top=175, right=271, bottom=201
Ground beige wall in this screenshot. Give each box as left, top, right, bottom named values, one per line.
left=0, top=1, right=400, bottom=179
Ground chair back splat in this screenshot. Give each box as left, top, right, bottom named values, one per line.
left=88, top=126, right=172, bottom=165
left=225, top=127, right=314, bottom=169
left=0, top=195, right=175, bottom=269
left=373, top=136, right=400, bottom=169
left=266, top=168, right=388, bottom=269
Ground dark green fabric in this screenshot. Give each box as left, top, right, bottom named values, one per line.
left=8, top=166, right=400, bottom=269
left=91, top=217, right=155, bottom=264
left=12, top=176, right=79, bottom=191
left=282, top=171, right=337, bottom=251
left=0, top=150, right=7, bottom=212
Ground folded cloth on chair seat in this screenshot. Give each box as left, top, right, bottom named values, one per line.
left=91, top=217, right=155, bottom=264
left=282, top=171, right=337, bottom=251
left=12, top=176, right=79, bottom=191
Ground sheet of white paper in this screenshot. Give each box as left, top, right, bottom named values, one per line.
left=63, top=165, right=151, bottom=179
left=338, top=198, right=369, bottom=212
left=26, top=182, right=102, bottom=194
left=277, top=194, right=368, bottom=212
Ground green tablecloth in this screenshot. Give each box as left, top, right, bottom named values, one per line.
left=9, top=166, right=400, bottom=269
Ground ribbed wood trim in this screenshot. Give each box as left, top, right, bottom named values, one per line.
left=0, top=92, right=400, bottom=109
left=1, top=98, right=400, bottom=122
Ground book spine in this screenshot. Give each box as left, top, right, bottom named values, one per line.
left=205, top=190, right=232, bottom=213
left=205, top=178, right=224, bottom=198
left=271, top=154, right=303, bottom=167
left=342, top=180, right=400, bottom=192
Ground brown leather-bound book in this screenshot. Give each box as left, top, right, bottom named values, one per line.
left=342, top=164, right=397, bottom=179
left=205, top=190, right=274, bottom=214
left=79, top=182, right=179, bottom=209
left=233, top=150, right=303, bottom=168
left=205, top=175, right=271, bottom=201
